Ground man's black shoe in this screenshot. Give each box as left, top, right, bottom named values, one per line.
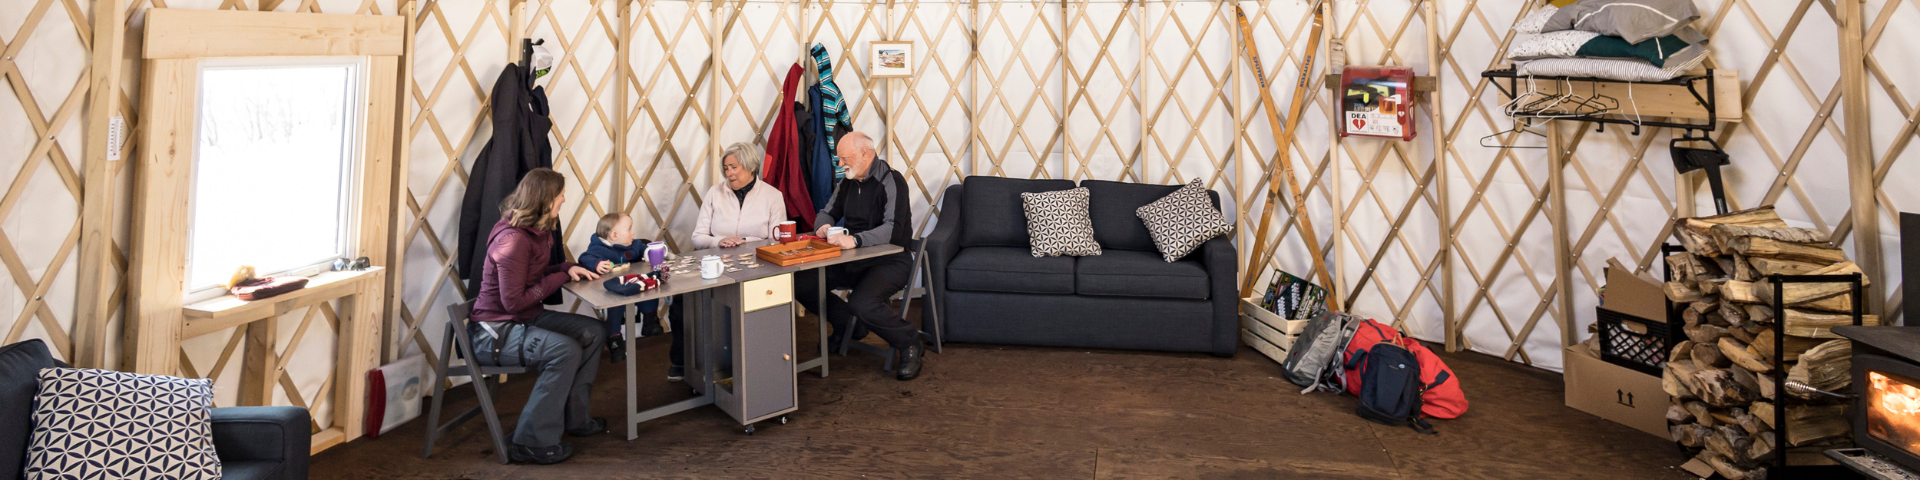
left=606, top=335, right=626, bottom=364
left=895, top=335, right=927, bottom=381
left=667, top=364, right=685, bottom=382
left=508, top=442, right=575, bottom=465
left=566, top=417, right=607, bottom=437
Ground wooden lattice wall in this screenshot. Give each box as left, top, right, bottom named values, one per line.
left=4, top=0, right=1911, bottom=394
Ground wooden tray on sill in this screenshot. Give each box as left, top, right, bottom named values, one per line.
left=756, top=239, right=842, bottom=266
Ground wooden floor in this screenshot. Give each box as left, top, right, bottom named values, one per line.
left=314, top=313, right=1692, bottom=479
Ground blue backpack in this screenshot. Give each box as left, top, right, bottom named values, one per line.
left=1345, top=336, right=1441, bottom=434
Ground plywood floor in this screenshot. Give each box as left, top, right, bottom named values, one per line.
left=313, top=312, right=1693, bottom=479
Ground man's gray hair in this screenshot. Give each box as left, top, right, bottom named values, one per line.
left=723, top=141, right=767, bottom=176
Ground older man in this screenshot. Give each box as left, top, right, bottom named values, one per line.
left=802, top=132, right=928, bottom=380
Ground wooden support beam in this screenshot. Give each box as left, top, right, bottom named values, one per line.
left=75, top=0, right=128, bottom=369
left=337, top=270, right=386, bottom=442
left=238, top=315, right=278, bottom=406
left=614, top=0, right=630, bottom=211
left=125, top=58, right=198, bottom=375
left=1839, top=0, right=1881, bottom=316
left=384, top=0, right=418, bottom=363
left=1551, top=121, right=1575, bottom=348
left=143, top=9, right=405, bottom=59
left=1425, top=0, right=1454, bottom=351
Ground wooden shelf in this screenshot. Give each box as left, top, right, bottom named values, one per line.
left=1481, top=68, right=1742, bottom=132
left=183, top=267, right=384, bottom=339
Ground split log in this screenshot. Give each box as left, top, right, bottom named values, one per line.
left=1782, top=310, right=1879, bottom=339
left=1723, top=298, right=1750, bottom=326
left=1713, top=257, right=1740, bottom=280
left=1746, top=304, right=1774, bottom=324
left=1721, top=337, right=1771, bottom=373
left=1749, top=431, right=1776, bottom=463
left=1665, top=281, right=1707, bottom=303
left=1786, top=340, right=1851, bottom=397
left=1708, top=425, right=1754, bottom=465
left=1757, top=373, right=1776, bottom=400
left=1753, top=262, right=1864, bottom=306
left=1686, top=400, right=1714, bottom=427
left=1752, top=401, right=1775, bottom=429
left=1750, top=330, right=1776, bottom=363
left=1697, top=369, right=1758, bottom=407
left=1728, top=358, right=1763, bottom=394
left=1667, top=252, right=1725, bottom=283
left=1711, top=410, right=1740, bottom=425
left=1678, top=206, right=1788, bottom=235
left=1693, top=342, right=1731, bottom=368
left=1706, top=450, right=1756, bottom=480
left=1786, top=405, right=1849, bottom=446
left=1687, top=324, right=1730, bottom=345
left=1737, top=410, right=1770, bottom=435
left=1666, top=360, right=1702, bottom=399
left=1732, top=252, right=1760, bottom=282
left=1749, top=257, right=1825, bottom=277
left=1729, top=320, right=1757, bottom=343
left=1728, top=237, right=1846, bottom=265
left=1669, top=404, right=1697, bottom=424
left=1674, top=423, right=1712, bottom=447
left=1721, top=280, right=1765, bottom=304
left=1708, top=223, right=1827, bottom=250
left=1672, top=340, right=1695, bottom=363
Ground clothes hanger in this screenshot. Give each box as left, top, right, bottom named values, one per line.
left=1481, top=117, right=1549, bottom=149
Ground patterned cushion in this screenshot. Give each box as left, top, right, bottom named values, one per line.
left=1021, top=187, right=1102, bottom=257
left=1136, top=179, right=1233, bottom=262
left=26, top=368, right=220, bottom=479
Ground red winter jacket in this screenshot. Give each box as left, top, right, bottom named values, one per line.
left=472, top=217, right=578, bottom=323
left=764, top=63, right=816, bottom=230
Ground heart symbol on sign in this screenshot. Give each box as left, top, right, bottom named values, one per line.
left=1352, top=118, right=1367, bottom=129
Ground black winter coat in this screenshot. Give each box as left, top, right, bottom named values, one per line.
left=457, top=64, right=564, bottom=301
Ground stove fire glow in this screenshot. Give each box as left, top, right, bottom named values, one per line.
left=1869, top=371, right=1920, bottom=454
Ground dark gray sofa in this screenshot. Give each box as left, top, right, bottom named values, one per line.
left=2, top=339, right=310, bottom=480
left=925, top=176, right=1239, bottom=356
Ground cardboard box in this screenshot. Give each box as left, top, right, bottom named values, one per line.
left=1564, top=344, right=1668, bottom=439
left=1603, top=258, right=1667, bottom=323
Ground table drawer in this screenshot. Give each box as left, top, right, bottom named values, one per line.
left=743, top=274, right=792, bottom=312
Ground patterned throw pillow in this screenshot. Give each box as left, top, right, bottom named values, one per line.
left=1136, top=179, right=1233, bottom=262
left=1020, top=187, right=1103, bottom=257
left=26, top=368, right=220, bottom=479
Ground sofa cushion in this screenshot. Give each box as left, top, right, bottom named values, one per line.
left=961, top=176, right=1077, bottom=248
left=27, top=368, right=221, bottom=479
left=1, top=340, right=57, bottom=478
left=1137, top=178, right=1234, bottom=262
left=1084, top=180, right=1223, bottom=252
left=1076, top=249, right=1210, bottom=299
left=947, top=246, right=1076, bottom=294
left=1021, top=187, right=1102, bottom=257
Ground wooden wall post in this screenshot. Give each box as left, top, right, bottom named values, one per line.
left=1550, top=121, right=1575, bottom=348
left=1424, top=0, right=1454, bottom=351
left=385, top=0, right=417, bottom=363
left=125, top=57, right=198, bottom=375
left=1839, top=0, right=1880, bottom=315
left=614, top=0, right=630, bottom=210
left=75, top=0, right=128, bottom=369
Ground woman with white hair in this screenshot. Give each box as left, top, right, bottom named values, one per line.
left=693, top=141, right=789, bottom=248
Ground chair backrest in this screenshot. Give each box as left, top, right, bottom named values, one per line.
left=445, top=300, right=481, bottom=365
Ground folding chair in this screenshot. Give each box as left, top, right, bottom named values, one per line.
left=835, top=237, right=943, bottom=369
left=422, top=300, right=528, bottom=464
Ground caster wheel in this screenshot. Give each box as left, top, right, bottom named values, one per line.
left=744, top=424, right=756, bottom=435
left=691, top=388, right=701, bottom=396
left=778, top=416, right=788, bottom=425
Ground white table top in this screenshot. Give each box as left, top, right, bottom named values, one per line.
left=563, top=243, right=906, bottom=309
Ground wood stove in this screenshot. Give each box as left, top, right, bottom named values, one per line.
left=1837, top=326, right=1920, bottom=475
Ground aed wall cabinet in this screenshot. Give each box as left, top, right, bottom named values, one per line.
left=713, top=273, right=799, bottom=429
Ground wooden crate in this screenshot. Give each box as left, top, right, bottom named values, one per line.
left=756, top=240, right=842, bottom=266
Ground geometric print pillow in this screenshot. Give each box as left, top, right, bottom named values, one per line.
left=1020, top=187, right=1103, bottom=257
left=1136, top=178, right=1233, bottom=262
left=26, top=368, right=220, bottom=480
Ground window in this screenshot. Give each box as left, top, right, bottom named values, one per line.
left=185, top=58, right=366, bottom=300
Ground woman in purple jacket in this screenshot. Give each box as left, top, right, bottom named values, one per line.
left=469, top=168, right=604, bottom=465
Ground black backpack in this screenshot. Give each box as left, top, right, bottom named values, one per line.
left=1345, top=339, right=1438, bottom=434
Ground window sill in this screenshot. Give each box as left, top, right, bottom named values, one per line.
left=182, top=267, right=384, bottom=338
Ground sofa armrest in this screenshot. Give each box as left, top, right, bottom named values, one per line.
left=211, top=406, right=310, bottom=480
left=925, top=184, right=965, bottom=329
left=1201, top=235, right=1239, bottom=357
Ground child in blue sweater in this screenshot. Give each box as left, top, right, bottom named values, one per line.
left=579, top=213, right=670, bottom=365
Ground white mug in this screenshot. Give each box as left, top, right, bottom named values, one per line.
left=700, top=255, right=723, bottom=279
left=827, top=226, right=848, bottom=238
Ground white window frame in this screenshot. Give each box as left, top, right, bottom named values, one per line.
left=182, top=56, right=370, bottom=303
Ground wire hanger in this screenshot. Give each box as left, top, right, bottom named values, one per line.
left=1481, top=117, right=1548, bottom=149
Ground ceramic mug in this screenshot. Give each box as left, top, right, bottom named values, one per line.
left=827, top=226, right=848, bottom=239
left=774, top=221, right=798, bottom=243
left=700, top=255, right=724, bottom=279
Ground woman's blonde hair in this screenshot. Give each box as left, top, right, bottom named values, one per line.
left=501, top=168, right=566, bottom=230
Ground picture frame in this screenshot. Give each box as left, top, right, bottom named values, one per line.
left=870, top=41, right=914, bottom=78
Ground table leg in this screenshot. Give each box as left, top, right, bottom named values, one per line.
left=817, top=268, right=829, bottom=377
left=618, top=307, right=637, bottom=441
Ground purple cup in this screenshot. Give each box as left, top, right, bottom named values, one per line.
left=646, top=241, right=667, bottom=268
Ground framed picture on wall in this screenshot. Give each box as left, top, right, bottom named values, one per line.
left=870, top=41, right=913, bottom=78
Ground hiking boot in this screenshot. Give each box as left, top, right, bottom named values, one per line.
left=640, top=312, right=665, bottom=337
left=566, top=417, right=607, bottom=437
left=895, top=334, right=928, bottom=381
left=666, top=364, right=685, bottom=382
left=508, top=442, right=575, bottom=465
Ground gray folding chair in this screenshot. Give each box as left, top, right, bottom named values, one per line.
left=835, top=237, right=942, bottom=370
left=422, top=300, right=527, bottom=464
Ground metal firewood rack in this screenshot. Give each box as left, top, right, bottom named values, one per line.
left=1765, top=272, right=1865, bottom=476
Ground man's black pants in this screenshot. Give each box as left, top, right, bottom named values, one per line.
left=795, top=253, right=916, bottom=349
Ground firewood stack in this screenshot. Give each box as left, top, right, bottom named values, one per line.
left=1661, top=206, right=1871, bottom=480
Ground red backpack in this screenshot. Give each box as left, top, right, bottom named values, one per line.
left=1341, top=319, right=1469, bottom=419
